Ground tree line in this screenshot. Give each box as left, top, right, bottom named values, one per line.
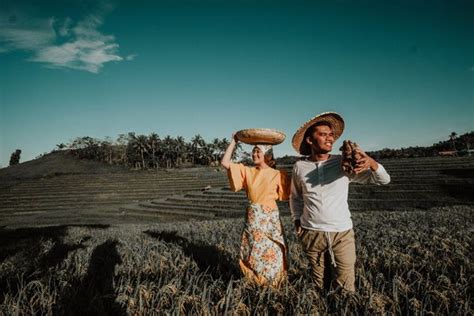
left=274, top=131, right=473, bottom=164
left=55, top=133, right=241, bottom=169
left=7, top=131, right=473, bottom=168
left=366, top=131, right=473, bottom=159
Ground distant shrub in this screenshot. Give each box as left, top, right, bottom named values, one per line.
left=9, top=149, right=21, bottom=166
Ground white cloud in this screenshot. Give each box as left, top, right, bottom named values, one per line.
left=0, top=17, right=55, bottom=51
left=0, top=7, right=133, bottom=73
left=125, top=54, right=137, bottom=61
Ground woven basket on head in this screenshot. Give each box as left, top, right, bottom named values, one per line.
left=235, top=128, right=286, bottom=145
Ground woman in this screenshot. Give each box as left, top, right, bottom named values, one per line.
left=221, top=134, right=291, bottom=287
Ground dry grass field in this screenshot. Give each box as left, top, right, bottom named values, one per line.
left=0, top=207, right=472, bottom=315
left=0, top=153, right=473, bottom=315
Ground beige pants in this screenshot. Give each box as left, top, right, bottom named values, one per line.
left=299, top=228, right=356, bottom=292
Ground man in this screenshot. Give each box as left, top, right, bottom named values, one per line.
left=290, top=112, right=390, bottom=292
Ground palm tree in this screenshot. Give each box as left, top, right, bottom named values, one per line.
left=450, top=132, right=458, bottom=151
left=133, top=135, right=150, bottom=169
left=175, top=136, right=186, bottom=166
left=148, top=133, right=160, bottom=169
left=191, top=134, right=205, bottom=164
left=161, top=136, right=174, bottom=168
left=232, top=140, right=242, bottom=160
left=126, top=133, right=141, bottom=168
left=211, top=138, right=221, bottom=164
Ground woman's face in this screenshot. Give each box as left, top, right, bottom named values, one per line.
left=252, top=147, right=265, bottom=165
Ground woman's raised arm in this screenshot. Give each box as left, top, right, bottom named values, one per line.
left=221, top=134, right=237, bottom=170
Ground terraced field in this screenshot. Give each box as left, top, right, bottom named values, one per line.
left=1, top=155, right=473, bottom=227
left=0, top=152, right=228, bottom=227
left=119, top=156, right=474, bottom=219
left=1, top=154, right=473, bottom=315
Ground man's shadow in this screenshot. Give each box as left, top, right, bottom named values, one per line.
left=59, top=239, right=126, bottom=315
left=0, top=224, right=108, bottom=299
left=145, top=230, right=239, bottom=282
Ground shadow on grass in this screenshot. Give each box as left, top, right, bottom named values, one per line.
left=0, top=224, right=109, bottom=262
left=0, top=224, right=110, bottom=301
left=59, top=239, right=125, bottom=316
left=145, top=230, right=239, bottom=282
left=439, top=168, right=474, bottom=202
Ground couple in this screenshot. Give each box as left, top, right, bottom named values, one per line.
left=221, top=112, right=391, bottom=291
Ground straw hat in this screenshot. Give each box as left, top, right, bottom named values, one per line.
left=235, top=128, right=286, bottom=145
left=291, top=112, right=345, bottom=155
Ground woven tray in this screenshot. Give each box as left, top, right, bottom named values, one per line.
left=235, top=128, right=286, bottom=145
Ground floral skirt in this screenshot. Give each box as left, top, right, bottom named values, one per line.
left=239, top=203, right=288, bottom=287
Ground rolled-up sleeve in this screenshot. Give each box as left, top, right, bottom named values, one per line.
left=227, top=163, right=247, bottom=192
left=277, top=169, right=291, bottom=201
left=350, top=163, right=391, bottom=185
left=290, top=164, right=304, bottom=221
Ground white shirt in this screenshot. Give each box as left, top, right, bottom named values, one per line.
left=290, top=154, right=390, bottom=232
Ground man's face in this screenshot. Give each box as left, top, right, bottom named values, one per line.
left=306, top=125, right=335, bottom=153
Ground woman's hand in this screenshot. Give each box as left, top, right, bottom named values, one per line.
left=220, top=133, right=238, bottom=170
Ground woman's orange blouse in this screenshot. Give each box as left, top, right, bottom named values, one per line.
left=227, top=162, right=291, bottom=210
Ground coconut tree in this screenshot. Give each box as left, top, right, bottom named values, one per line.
left=148, top=133, right=161, bottom=169
left=232, top=139, right=242, bottom=160
left=190, top=134, right=205, bottom=164
left=126, top=133, right=141, bottom=168
left=204, top=143, right=216, bottom=165
left=175, top=136, right=186, bottom=166
left=210, top=138, right=221, bottom=164
left=161, top=136, right=175, bottom=168
left=450, top=132, right=458, bottom=151
left=132, top=135, right=150, bottom=169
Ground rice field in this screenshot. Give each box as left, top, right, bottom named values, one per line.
left=1, top=155, right=473, bottom=315
left=0, top=206, right=472, bottom=315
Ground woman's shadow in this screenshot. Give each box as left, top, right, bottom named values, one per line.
left=145, top=230, right=239, bottom=282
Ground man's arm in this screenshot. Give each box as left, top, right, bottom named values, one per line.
left=290, top=163, right=304, bottom=234
left=351, top=149, right=390, bottom=185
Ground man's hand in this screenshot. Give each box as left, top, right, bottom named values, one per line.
left=354, top=148, right=378, bottom=174
left=295, top=220, right=303, bottom=236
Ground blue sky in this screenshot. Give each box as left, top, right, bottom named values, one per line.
left=1, top=0, right=473, bottom=167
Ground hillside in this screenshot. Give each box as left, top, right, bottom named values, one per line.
left=1, top=153, right=473, bottom=228
left=0, top=152, right=473, bottom=315
left=0, top=151, right=127, bottom=184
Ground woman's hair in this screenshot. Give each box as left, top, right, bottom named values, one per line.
left=253, top=145, right=277, bottom=169
left=264, top=152, right=277, bottom=169
left=265, top=155, right=276, bottom=169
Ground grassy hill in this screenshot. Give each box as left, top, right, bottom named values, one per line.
left=0, top=152, right=473, bottom=314
left=1, top=153, right=473, bottom=228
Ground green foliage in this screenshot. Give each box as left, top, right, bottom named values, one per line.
left=8, top=149, right=21, bottom=166
left=0, top=207, right=472, bottom=315
left=367, top=131, right=474, bottom=159
left=65, top=133, right=238, bottom=170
